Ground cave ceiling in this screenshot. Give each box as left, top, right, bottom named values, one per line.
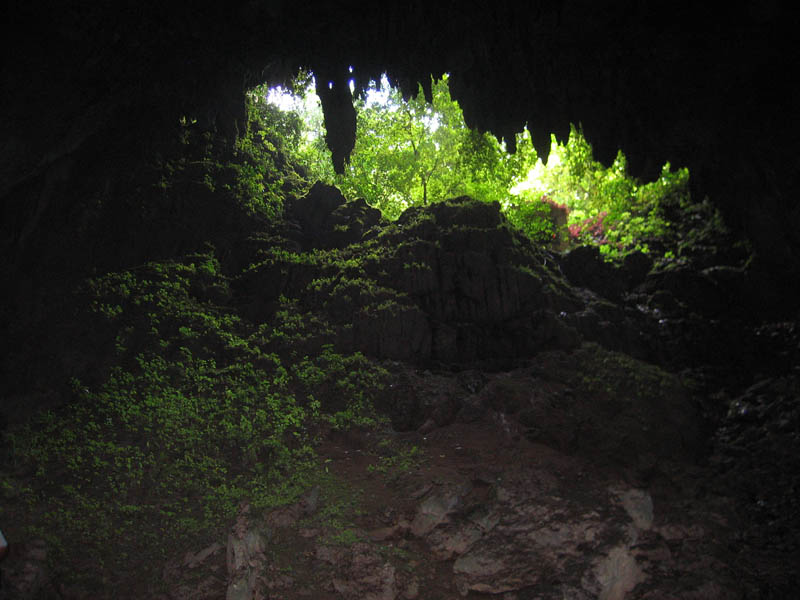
left=3, top=1, right=799, bottom=265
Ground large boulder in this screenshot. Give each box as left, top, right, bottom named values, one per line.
left=242, top=196, right=583, bottom=364
left=285, top=182, right=383, bottom=250
left=559, top=245, right=627, bottom=301
left=361, top=198, right=581, bottom=363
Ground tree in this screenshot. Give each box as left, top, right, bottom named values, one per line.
left=291, top=74, right=536, bottom=219
left=260, top=73, right=691, bottom=259
left=340, top=75, right=465, bottom=218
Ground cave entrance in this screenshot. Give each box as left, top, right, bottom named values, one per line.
left=249, top=70, right=696, bottom=262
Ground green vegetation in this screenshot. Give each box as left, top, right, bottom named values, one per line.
left=297, top=473, right=366, bottom=546
left=0, top=67, right=737, bottom=594
left=368, top=439, right=424, bottom=479
left=146, top=98, right=309, bottom=246
left=256, top=72, right=694, bottom=260
left=2, top=208, right=387, bottom=585
left=260, top=74, right=533, bottom=220
left=514, top=130, right=690, bottom=258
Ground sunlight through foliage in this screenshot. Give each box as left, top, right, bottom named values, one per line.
left=253, top=71, right=691, bottom=259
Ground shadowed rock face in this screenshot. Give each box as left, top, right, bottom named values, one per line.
left=146, top=352, right=730, bottom=600
left=286, top=182, right=384, bottom=251
left=3, top=2, right=800, bottom=275
left=0, top=6, right=798, bottom=597
left=241, top=196, right=582, bottom=365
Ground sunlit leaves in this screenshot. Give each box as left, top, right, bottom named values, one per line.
left=262, top=72, right=690, bottom=258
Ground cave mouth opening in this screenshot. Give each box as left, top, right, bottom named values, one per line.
left=250, top=70, right=699, bottom=263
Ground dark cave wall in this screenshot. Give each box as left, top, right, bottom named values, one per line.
left=3, top=1, right=799, bottom=274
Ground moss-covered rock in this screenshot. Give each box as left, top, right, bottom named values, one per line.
left=265, top=196, right=582, bottom=364
left=285, top=183, right=384, bottom=250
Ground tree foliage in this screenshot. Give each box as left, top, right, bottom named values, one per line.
left=512, top=125, right=690, bottom=257
left=266, top=74, right=532, bottom=220
left=255, top=72, right=693, bottom=260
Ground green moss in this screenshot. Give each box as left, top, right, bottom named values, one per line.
left=2, top=243, right=393, bottom=589
left=550, top=343, right=681, bottom=401
left=367, top=442, right=424, bottom=478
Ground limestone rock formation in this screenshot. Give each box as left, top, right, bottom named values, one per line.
left=241, top=196, right=582, bottom=365
left=5, top=2, right=799, bottom=278
left=1, top=4, right=798, bottom=597
left=174, top=345, right=740, bottom=599
left=286, top=182, right=384, bottom=251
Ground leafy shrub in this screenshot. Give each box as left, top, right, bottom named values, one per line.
left=292, top=345, right=389, bottom=430
left=3, top=245, right=390, bottom=587
left=569, top=211, right=609, bottom=245
left=504, top=191, right=557, bottom=245
left=260, top=75, right=692, bottom=260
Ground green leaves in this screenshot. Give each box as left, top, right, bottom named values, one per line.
left=259, top=72, right=692, bottom=259
left=5, top=244, right=394, bottom=586
left=338, top=75, right=523, bottom=216
left=273, top=74, right=525, bottom=219
left=504, top=191, right=556, bottom=244
left=510, top=126, right=691, bottom=259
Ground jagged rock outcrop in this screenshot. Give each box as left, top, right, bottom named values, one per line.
left=285, top=182, right=384, bottom=250
left=240, top=196, right=582, bottom=364
left=5, top=2, right=799, bottom=282
left=560, top=245, right=627, bottom=302
left=240, top=191, right=797, bottom=381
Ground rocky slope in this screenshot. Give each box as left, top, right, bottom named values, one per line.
left=1, top=188, right=798, bottom=599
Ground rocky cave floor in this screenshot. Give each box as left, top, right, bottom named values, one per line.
left=2, top=190, right=799, bottom=599
left=172, top=360, right=797, bottom=600
left=25, top=356, right=795, bottom=600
